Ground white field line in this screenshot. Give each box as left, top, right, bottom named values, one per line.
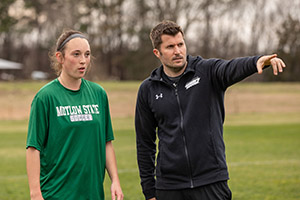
left=1, top=159, right=299, bottom=179
left=118, top=168, right=138, bottom=173
left=228, top=159, right=300, bottom=167
left=118, top=159, right=300, bottom=173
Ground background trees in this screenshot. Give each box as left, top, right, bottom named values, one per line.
left=0, top=0, right=299, bottom=81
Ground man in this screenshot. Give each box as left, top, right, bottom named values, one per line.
left=135, top=20, right=286, bottom=200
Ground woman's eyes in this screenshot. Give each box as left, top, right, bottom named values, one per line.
left=73, top=52, right=90, bottom=57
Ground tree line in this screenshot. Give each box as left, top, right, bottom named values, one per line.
left=0, top=0, right=299, bottom=81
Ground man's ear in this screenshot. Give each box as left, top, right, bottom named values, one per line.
left=153, top=49, right=160, bottom=58
left=55, top=52, right=64, bottom=64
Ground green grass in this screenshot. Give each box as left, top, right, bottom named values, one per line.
left=0, top=81, right=299, bottom=199
left=224, top=124, right=300, bottom=200
left=0, top=120, right=29, bottom=200
left=103, top=128, right=144, bottom=200
left=1, top=120, right=299, bottom=200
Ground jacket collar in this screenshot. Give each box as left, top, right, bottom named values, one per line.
left=150, top=55, right=199, bottom=81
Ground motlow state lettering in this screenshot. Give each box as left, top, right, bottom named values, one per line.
left=56, top=104, right=99, bottom=117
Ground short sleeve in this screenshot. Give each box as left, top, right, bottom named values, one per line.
left=26, top=95, right=49, bottom=151
left=103, top=91, right=114, bottom=142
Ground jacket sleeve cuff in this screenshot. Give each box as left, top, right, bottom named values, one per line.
left=144, top=188, right=156, bottom=200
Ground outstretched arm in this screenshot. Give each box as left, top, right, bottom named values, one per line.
left=256, top=54, right=286, bottom=75
left=106, top=141, right=124, bottom=200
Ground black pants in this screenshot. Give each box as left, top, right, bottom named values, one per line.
left=156, top=181, right=232, bottom=200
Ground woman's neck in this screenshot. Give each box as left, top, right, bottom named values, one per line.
left=58, top=75, right=82, bottom=91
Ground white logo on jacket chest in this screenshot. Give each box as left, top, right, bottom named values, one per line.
left=155, top=93, right=163, bottom=100
left=185, top=77, right=201, bottom=90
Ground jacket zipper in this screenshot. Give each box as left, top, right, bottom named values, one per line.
left=174, top=83, right=194, bottom=188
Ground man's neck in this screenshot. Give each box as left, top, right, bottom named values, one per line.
left=163, top=62, right=187, bottom=77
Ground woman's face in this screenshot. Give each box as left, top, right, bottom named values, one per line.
left=60, top=38, right=91, bottom=80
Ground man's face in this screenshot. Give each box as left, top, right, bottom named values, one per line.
left=153, top=32, right=187, bottom=77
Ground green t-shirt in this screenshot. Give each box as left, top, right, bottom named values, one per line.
left=26, top=79, right=114, bottom=200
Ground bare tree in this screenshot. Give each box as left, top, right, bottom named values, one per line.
left=2, top=0, right=299, bottom=80
left=80, top=0, right=126, bottom=79
left=0, top=0, right=18, bottom=60
left=273, top=15, right=300, bottom=81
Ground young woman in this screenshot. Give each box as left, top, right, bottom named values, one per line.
left=26, top=30, right=123, bottom=200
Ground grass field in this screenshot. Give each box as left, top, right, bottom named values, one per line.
left=0, top=81, right=299, bottom=200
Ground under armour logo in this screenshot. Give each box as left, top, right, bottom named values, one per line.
left=155, top=93, right=163, bottom=100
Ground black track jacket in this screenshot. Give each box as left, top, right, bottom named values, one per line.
left=135, top=55, right=261, bottom=199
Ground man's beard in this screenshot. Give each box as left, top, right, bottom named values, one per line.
left=165, top=61, right=187, bottom=73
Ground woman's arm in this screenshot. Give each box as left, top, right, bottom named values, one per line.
left=106, top=141, right=124, bottom=200
left=26, top=147, right=44, bottom=200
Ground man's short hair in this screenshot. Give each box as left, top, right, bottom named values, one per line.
left=150, top=20, right=184, bottom=50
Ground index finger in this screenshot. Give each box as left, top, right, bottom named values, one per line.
left=264, top=54, right=278, bottom=64
left=267, top=54, right=278, bottom=60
